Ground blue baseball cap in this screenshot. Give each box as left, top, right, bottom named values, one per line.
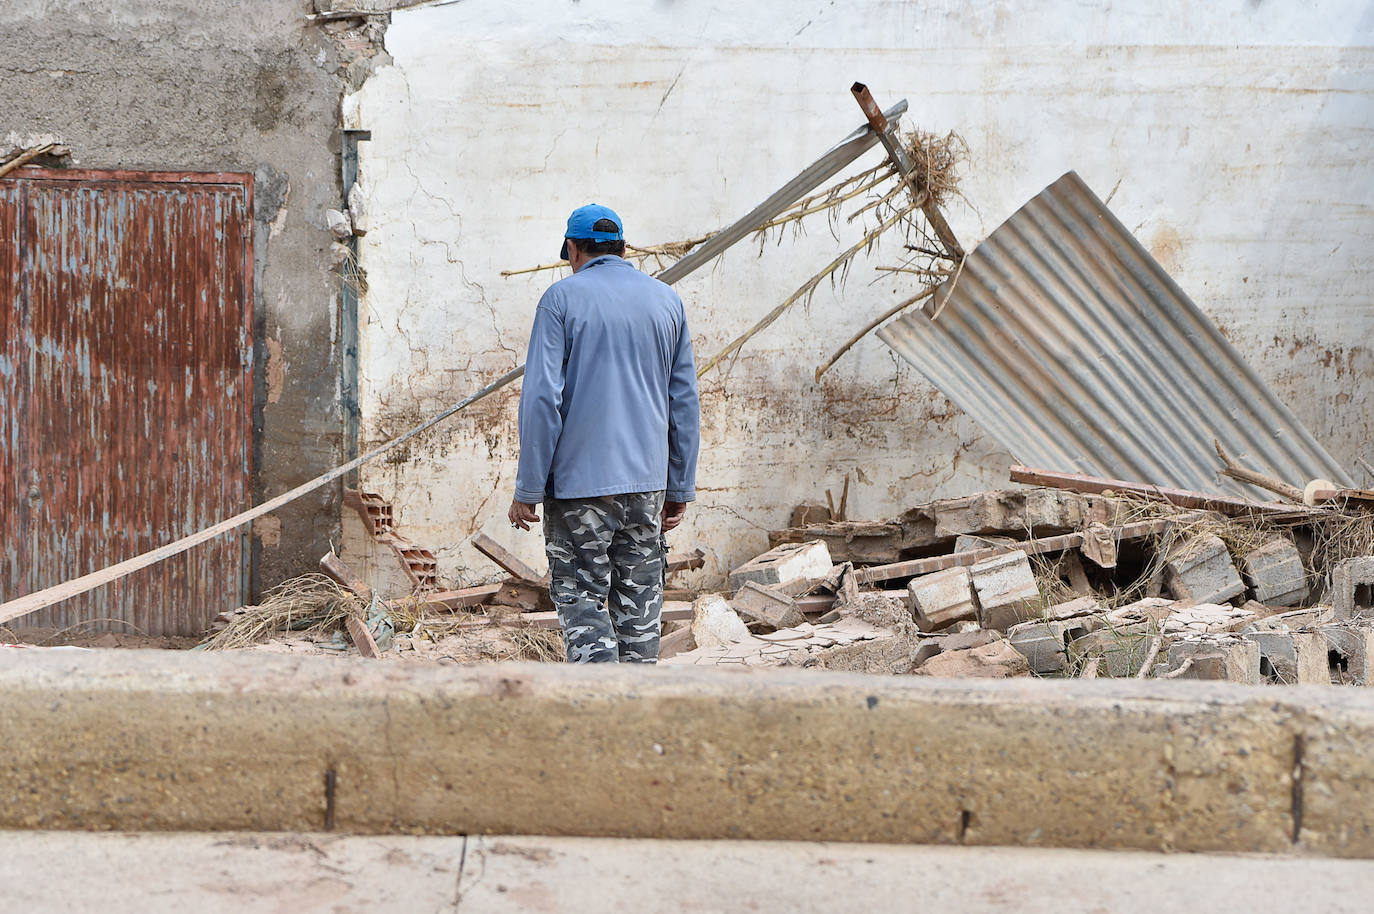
left=559, top=204, right=623, bottom=260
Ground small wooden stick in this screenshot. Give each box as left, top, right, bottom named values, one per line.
left=1163, top=657, right=1195, bottom=679
left=837, top=474, right=850, bottom=522
left=1213, top=440, right=1303, bottom=502
left=0, top=144, right=53, bottom=180
left=1135, top=636, right=1162, bottom=679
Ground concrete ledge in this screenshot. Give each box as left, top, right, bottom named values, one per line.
left=1, top=651, right=1372, bottom=856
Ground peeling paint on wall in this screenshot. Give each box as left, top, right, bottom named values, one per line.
left=265, top=336, right=285, bottom=405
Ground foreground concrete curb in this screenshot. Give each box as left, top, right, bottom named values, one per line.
left=4, top=832, right=1374, bottom=913
left=0, top=651, right=1371, bottom=856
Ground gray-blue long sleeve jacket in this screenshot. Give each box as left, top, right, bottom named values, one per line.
left=514, top=255, right=700, bottom=504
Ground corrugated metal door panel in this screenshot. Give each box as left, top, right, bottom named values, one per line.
left=0, top=182, right=23, bottom=617
left=1, top=170, right=253, bottom=636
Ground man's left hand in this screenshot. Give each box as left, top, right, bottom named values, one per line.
left=508, top=498, right=540, bottom=531
left=662, top=500, right=687, bottom=533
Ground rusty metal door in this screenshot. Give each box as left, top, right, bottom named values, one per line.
left=1, top=169, right=254, bottom=636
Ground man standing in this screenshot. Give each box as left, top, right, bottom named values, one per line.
left=508, top=204, right=700, bottom=664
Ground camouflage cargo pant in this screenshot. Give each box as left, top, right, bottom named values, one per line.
left=543, top=491, right=667, bottom=664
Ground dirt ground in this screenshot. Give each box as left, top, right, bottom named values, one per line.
left=1, top=627, right=201, bottom=650
left=0, top=625, right=563, bottom=665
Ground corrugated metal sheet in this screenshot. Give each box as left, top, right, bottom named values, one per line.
left=1, top=168, right=253, bottom=635
left=879, top=171, right=1351, bottom=496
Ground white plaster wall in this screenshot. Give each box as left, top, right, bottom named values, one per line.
left=347, top=0, right=1374, bottom=589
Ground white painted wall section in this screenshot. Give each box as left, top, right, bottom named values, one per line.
left=347, top=0, right=1374, bottom=589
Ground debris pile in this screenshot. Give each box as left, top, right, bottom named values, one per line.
left=664, top=469, right=1374, bottom=685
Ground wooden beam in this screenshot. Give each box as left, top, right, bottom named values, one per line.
left=1008, top=466, right=1300, bottom=516
left=472, top=531, right=547, bottom=583
left=666, top=549, right=706, bottom=573
left=1309, top=488, right=1374, bottom=507
left=389, top=583, right=502, bottom=612
left=852, top=519, right=1171, bottom=585
left=320, top=552, right=373, bottom=602
left=344, top=616, right=382, bottom=659
left=462, top=603, right=698, bottom=631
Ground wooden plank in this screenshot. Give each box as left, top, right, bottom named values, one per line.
left=853, top=519, right=1172, bottom=585
left=492, top=579, right=554, bottom=613
left=319, top=552, right=374, bottom=602
left=390, top=583, right=502, bottom=612
left=516, top=603, right=696, bottom=631
left=666, top=549, right=706, bottom=573
left=1310, top=488, right=1374, bottom=506
left=1008, top=466, right=1298, bottom=516
left=472, top=531, right=546, bottom=583
left=345, top=616, right=382, bottom=659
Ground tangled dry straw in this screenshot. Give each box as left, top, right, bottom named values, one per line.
left=201, top=574, right=364, bottom=651
left=499, top=128, right=970, bottom=376
left=201, top=573, right=566, bottom=662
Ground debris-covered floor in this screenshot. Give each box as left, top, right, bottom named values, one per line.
left=113, top=464, right=1374, bottom=689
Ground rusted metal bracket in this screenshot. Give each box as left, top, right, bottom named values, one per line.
left=850, top=82, right=964, bottom=261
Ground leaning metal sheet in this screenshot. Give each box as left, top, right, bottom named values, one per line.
left=878, top=171, right=1351, bottom=496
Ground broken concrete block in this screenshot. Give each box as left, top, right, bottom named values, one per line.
left=1165, top=534, right=1245, bottom=604
left=952, top=533, right=1015, bottom=554
left=1069, top=626, right=1153, bottom=678
left=939, top=629, right=1004, bottom=652
left=907, top=566, right=978, bottom=632
left=1166, top=636, right=1261, bottom=684
left=1162, top=603, right=1256, bottom=636
left=1241, top=538, right=1309, bottom=607
left=969, top=550, right=1041, bottom=631
left=1243, top=630, right=1329, bottom=685
left=1331, top=556, right=1374, bottom=621
left=1046, top=595, right=1101, bottom=621
left=658, top=624, right=695, bottom=660
left=690, top=594, right=750, bottom=649
left=326, top=208, right=353, bottom=239
left=1245, top=606, right=1335, bottom=633
left=914, top=639, right=1031, bottom=678
left=1008, top=618, right=1096, bottom=674
left=729, top=540, right=832, bottom=591
left=730, top=581, right=804, bottom=630
left=1318, top=622, right=1374, bottom=684
left=1106, top=597, right=1174, bottom=627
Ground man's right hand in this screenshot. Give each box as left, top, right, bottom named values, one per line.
left=662, top=500, right=687, bottom=533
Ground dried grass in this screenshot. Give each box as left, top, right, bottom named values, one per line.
left=1030, top=553, right=1086, bottom=608
left=202, top=574, right=566, bottom=663
left=1310, top=510, right=1374, bottom=575
left=200, top=574, right=365, bottom=651
left=498, top=129, right=971, bottom=376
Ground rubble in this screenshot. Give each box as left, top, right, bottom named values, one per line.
left=1240, top=538, right=1309, bottom=607
left=729, top=540, right=832, bottom=591
left=1166, top=636, right=1261, bottom=684
left=1319, top=622, right=1374, bottom=684
left=1330, top=556, right=1374, bottom=620
left=1008, top=618, right=1096, bottom=674
left=730, top=581, right=804, bottom=630
left=907, top=566, right=977, bottom=632
left=690, top=594, right=751, bottom=649
left=1164, top=533, right=1246, bottom=604
left=1243, top=630, right=1329, bottom=684
left=201, top=468, right=1374, bottom=691
left=914, top=639, right=1031, bottom=678
left=969, top=550, right=1041, bottom=631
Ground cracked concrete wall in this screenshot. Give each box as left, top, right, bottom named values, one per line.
left=347, top=0, right=1374, bottom=590
left=3, top=1, right=391, bottom=600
